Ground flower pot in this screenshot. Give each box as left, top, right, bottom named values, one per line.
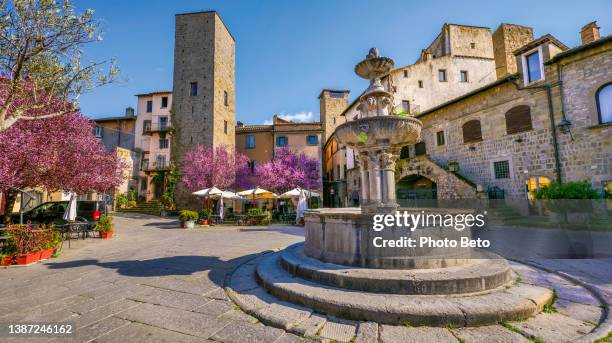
left=0, top=255, right=14, bottom=266
left=40, top=249, right=53, bottom=260
left=15, top=252, right=39, bottom=265
left=100, top=232, right=113, bottom=239
left=185, top=220, right=195, bottom=229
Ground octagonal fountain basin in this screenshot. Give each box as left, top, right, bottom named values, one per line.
left=304, top=207, right=479, bottom=269
left=334, top=115, right=422, bottom=147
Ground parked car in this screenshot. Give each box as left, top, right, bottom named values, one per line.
left=10, top=200, right=105, bottom=225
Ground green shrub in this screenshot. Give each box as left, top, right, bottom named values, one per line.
left=179, top=210, right=198, bottom=222
left=115, top=193, right=128, bottom=208
left=95, top=216, right=114, bottom=233
left=247, top=208, right=264, bottom=216
left=128, top=200, right=137, bottom=208
left=534, top=181, right=601, bottom=199
left=127, top=189, right=137, bottom=202
left=199, top=208, right=212, bottom=220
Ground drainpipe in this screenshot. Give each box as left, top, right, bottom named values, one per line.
left=510, top=79, right=563, bottom=183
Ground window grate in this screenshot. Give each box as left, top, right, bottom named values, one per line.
left=494, top=160, right=510, bottom=179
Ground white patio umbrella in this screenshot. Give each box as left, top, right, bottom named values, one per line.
left=296, top=189, right=308, bottom=224
left=219, top=196, right=224, bottom=220
left=237, top=187, right=278, bottom=209
left=192, top=187, right=223, bottom=197
left=279, top=188, right=320, bottom=198
left=62, top=192, right=77, bottom=221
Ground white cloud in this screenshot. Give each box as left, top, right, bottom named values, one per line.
left=263, top=119, right=273, bottom=125
left=261, top=111, right=316, bottom=125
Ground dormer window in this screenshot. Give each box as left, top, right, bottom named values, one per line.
left=522, top=47, right=544, bottom=84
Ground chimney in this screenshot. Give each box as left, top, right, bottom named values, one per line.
left=492, top=23, right=534, bottom=79
left=125, top=107, right=135, bottom=117
left=236, top=121, right=244, bottom=127
left=580, top=21, right=600, bottom=45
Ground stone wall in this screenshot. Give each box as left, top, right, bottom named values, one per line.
left=555, top=44, right=612, bottom=188
left=492, top=24, right=533, bottom=79
left=396, top=155, right=477, bottom=199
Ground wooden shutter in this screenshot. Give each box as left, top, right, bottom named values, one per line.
left=505, top=105, right=532, bottom=134
left=462, top=120, right=482, bottom=143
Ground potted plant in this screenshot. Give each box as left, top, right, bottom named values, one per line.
left=0, top=253, right=14, bottom=266
left=179, top=210, right=198, bottom=229
left=38, top=225, right=56, bottom=260
left=115, top=193, right=128, bottom=209
left=95, top=215, right=114, bottom=239
left=199, top=208, right=212, bottom=225
left=8, top=223, right=40, bottom=265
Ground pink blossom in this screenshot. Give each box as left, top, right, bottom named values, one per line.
left=255, top=148, right=320, bottom=193
left=181, top=145, right=250, bottom=191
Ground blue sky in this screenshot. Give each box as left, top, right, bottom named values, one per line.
left=76, top=0, right=611, bottom=124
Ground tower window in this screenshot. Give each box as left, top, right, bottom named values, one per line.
left=224, top=91, right=229, bottom=106
left=470, top=42, right=476, bottom=49
left=460, top=71, right=468, bottom=82
left=161, top=97, right=168, bottom=108
left=329, top=91, right=344, bottom=98
left=146, top=100, right=153, bottom=113
left=418, top=80, right=423, bottom=88
left=403, top=70, right=408, bottom=78
left=438, top=69, right=447, bottom=82
left=224, top=120, right=228, bottom=134
left=190, top=82, right=198, bottom=96
left=436, top=131, right=445, bottom=146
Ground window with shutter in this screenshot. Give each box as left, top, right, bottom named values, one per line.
left=505, top=105, right=532, bottom=134
left=462, top=120, right=482, bottom=143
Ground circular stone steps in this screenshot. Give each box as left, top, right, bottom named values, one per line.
left=281, top=243, right=514, bottom=295
left=256, top=251, right=553, bottom=327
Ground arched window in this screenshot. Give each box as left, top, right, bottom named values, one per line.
left=400, top=146, right=410, bottom=159
left=596, top=83, right=612, bottom=124
left=462, top=120, right=482, bottom=143
left=505, top=105, right=533, bottom=134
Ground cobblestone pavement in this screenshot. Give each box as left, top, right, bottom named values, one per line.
left=0, top=213, right=610, bottom=342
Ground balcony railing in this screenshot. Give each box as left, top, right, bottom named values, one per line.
left=143, top=123, right=173, bottom=135
left=141, top=162, right=170, bottom=172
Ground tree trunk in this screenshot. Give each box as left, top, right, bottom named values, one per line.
left=2, top=190, right=17, bottom=224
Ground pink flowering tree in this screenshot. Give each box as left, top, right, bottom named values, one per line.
left=255, top=148, right=321, bottom=193
left=0, top=108, right=125, bottom=222
left=181, top=145, right=250, bottom=191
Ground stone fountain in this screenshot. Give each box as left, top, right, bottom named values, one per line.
left=238, top=49, right=553, bottom=327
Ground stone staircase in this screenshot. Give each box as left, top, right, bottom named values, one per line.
left=116, top=200, right=163, bottom=215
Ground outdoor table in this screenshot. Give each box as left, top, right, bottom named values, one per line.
left=210, top=214, right=222, bottom=224
left=57, top=221, right=91, bottom=249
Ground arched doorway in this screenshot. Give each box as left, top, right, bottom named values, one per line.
left=396, top=175, right=437, bottom=207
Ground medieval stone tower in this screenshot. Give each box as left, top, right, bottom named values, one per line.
left=319, top=89, right=350, bottom=143
left=172, top=11, right=236, bottom=208
left=492, top=23, right=534, bottom=79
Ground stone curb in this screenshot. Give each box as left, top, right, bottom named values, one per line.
left=513, top=259, right=612, bottom=343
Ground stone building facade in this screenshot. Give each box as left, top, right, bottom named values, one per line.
left=323, top=21, right=611, bottom=206
left=171, top=11, right=236, bottom=208
left=401, top=24, right=611, bottom=200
